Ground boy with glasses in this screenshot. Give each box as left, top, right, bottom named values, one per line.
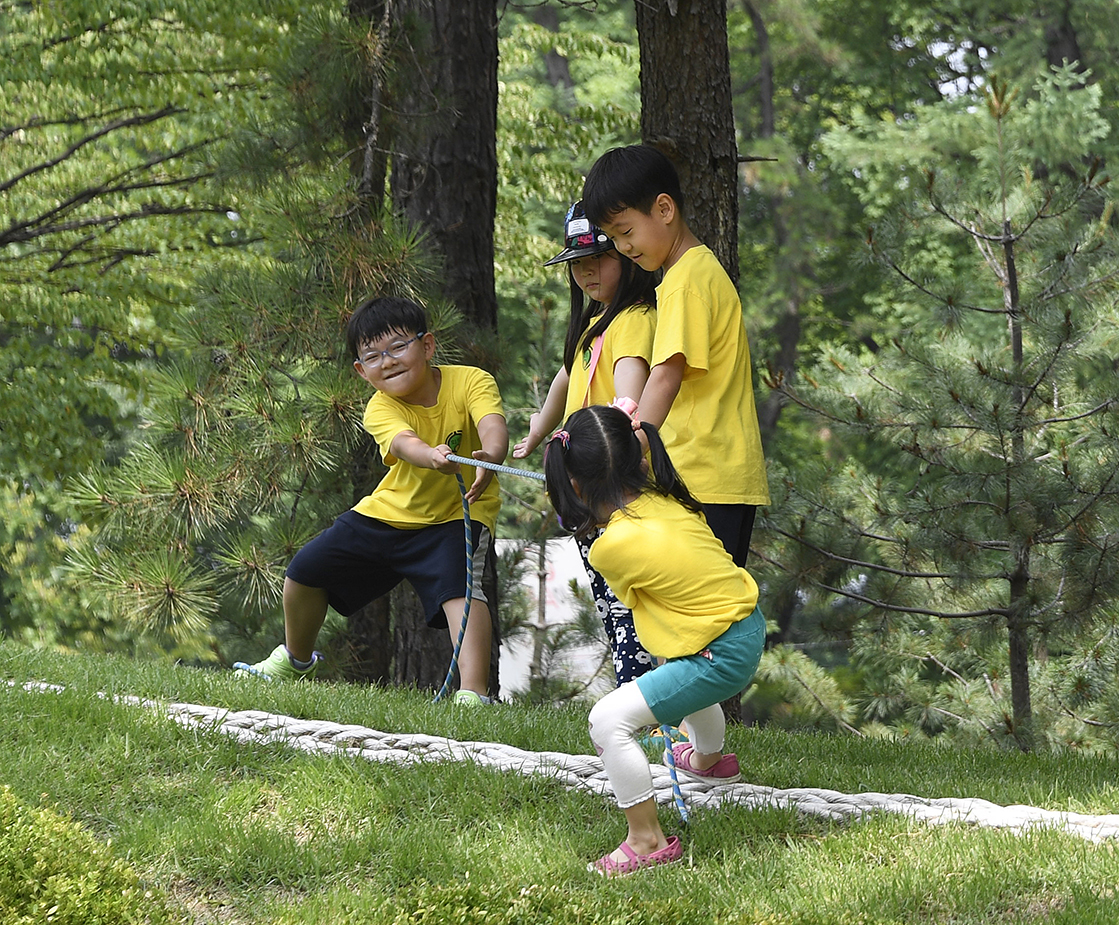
left=234, top=296, right=507, bottom=705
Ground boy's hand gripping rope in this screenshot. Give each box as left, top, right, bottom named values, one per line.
left=435, top=453, right=689, bottom=824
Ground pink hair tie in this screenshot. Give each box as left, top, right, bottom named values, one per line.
left=550, top=429, right=570, bottom=449
left=609, top=396, right=640, bottom=430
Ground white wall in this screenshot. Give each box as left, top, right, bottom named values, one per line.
left=496, top=536, right=613, bottom=700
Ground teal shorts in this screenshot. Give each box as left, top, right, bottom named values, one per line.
left=635, top=607, right=766, bottom=727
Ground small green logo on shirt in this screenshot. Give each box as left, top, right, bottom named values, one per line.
left=447, top=430, right=463, bottom=453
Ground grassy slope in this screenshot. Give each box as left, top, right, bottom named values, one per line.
left=3, top=644, right=1118, bottom=924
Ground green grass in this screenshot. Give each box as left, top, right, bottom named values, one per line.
left=3, top=643, right=1119, bottom=923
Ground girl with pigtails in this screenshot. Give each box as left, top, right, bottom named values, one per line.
left=543, top=403, right=766, bottom=876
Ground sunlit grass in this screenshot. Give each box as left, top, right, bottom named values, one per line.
left=3, top=644, right=1119, bottom=924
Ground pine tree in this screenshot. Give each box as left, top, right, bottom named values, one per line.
left=767, top=68, right=1119, bottom=751
left=65, top=8, right=449, bottom=668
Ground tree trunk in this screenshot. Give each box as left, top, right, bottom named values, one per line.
left=741, top=0, right=774, bottom=137
left=1044, top=0, right=1084, bottom=76
left=741, top=0, right=799, bottom=443
left=483, top=541, right=501, bottom=695
left=392, top=583, right=452, bottom=693
left=1004, top=222, right=1033, bottom=750
left=391, top=567, right=500, bottom=697
left=533, top=5, right=575, bottom=99
left=528, top=538, right=548, bottom=687
left=348, top=0, right=502, bottom=693
left=390, top=0, right=499, bottom=337
left=755, top=217, right=803, bottom=441
left=343, top=596, right=393, bottom=683
left=635, top=0, right=739, bottom=285
left=346, top=0, right=395, bottom=209
left=1006, top=567, right=1034, bottom=751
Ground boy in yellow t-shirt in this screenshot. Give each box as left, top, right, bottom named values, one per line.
left=583, top=144, right=769, bottom=566
left=233, top=296, right=508, bottom=705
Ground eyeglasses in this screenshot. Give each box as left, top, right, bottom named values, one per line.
left=358, top=334, right=423, bottom=368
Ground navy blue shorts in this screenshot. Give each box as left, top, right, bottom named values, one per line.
left=703, top=503, right=757, bottom=567
left=285, top=510, right=491, bottom=628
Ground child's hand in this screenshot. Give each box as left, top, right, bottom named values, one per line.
left=429, top=443, right=459, bottom=474
left=512, top=433, right=539, bottom=459
left=464, top=450, right=495, bottom=504
left=512, top=412, right=546, bottom=459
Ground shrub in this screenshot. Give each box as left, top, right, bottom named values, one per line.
left=0, top=787, right=173, bottom=925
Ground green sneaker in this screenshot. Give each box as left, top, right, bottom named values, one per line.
left=453, top=690, right=493, bottom=706
left=233, top=644, right=322, bottom=681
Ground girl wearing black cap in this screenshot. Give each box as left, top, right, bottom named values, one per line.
left=513, top=200, right=659, bottom=688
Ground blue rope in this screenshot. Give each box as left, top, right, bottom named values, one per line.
left=435, top=456, right=540, bottom=704
left=660, top=729, right=690, bottom=825
left=445, top=454, right=546, bottom=482
left=433, top=472, right=473, bottom=704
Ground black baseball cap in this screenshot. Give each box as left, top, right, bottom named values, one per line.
left=543, top=200, right=615, bottom=266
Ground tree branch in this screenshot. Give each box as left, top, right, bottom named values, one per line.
left=0, top=106, right=186, bottom=196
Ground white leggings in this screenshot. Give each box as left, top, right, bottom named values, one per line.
left=587, top=680, right=726, bottom=809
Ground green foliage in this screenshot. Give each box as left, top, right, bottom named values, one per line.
left=765, top=68, right=1119, bottom=750
left=497, top=538, right=613, bottom=705
left=67, top=197, right=443, bottom=659
left=493, top=8, right=641, bottom=535
left=28, top=0, right=499, bottom=663
left=0, top=786, right=172, bottom=925
left=0, top=0, right=307, bottom=645
left=727, top=0, right=953, bottom=384
left=752, top=645, right=864, bottom=734
left=730, top=0, right=1119, bottom=463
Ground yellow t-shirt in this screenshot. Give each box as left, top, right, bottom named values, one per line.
left=353, top=365, right=504, bottom=531
left=588, top=492, right=760, bottom=659
left=653, top=245, right=770, bottom=506
left=563, top=304, right=656, bottom=417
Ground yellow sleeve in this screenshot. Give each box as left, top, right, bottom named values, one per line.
left=604, top=304, right=656, bottom=366
left=363, top=394, right=413, bottom=465
left=462, top=367, right=505, bottom=428
left=653, top=258, right=711, bottom=381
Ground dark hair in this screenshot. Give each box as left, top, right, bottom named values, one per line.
left=346, top=296, right=428, bottom=359
left=582, top=144, right=685, bottom=227
left=561, top=252, right=658, bottom=374
left=544, top=405, right=701, bottom=540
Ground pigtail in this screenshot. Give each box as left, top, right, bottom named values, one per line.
left=545, top=406, right=699, bottom=539
left=544, top=434, right=598, bottom=539
left=639, top=421, right=703, bottom=515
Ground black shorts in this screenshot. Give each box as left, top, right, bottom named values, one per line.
left=702, top=503, right=757, bottom=568
left=285, top=510, right=492, bottom=628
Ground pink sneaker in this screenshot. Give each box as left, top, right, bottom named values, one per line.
left=665, top=743, right=741, bottom=783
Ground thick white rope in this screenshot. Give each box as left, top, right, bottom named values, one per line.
left=12, top=680, right=1119, bottom=842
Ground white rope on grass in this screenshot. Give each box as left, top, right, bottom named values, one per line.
left=10, top=679, right=1119, bottom=843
